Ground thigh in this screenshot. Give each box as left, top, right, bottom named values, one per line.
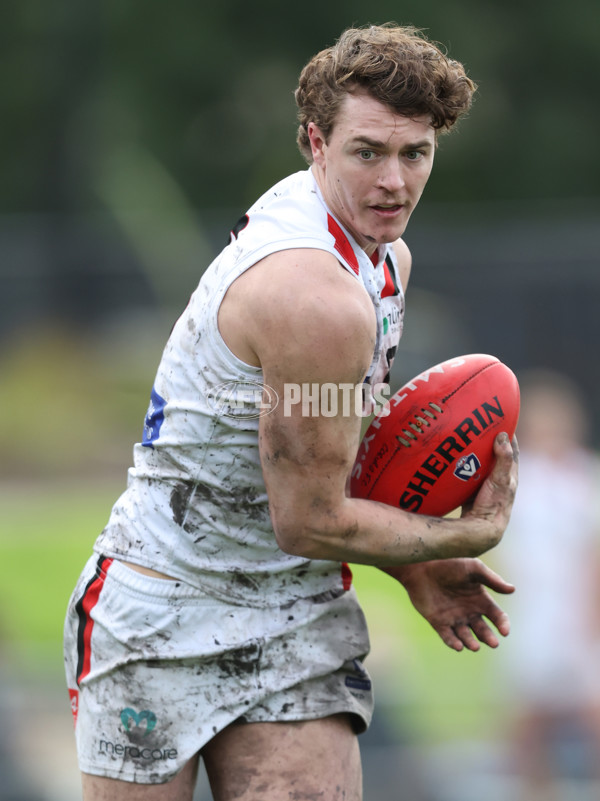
left=202, top=714, right=362, bottom=801
left=81, top=753, right=199, bottom=801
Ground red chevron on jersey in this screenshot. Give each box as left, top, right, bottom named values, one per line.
left=381, top=257, right=399, bottom=298
left=327, top=214, right=359, bottom=275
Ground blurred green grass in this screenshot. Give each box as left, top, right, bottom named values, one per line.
left=0, top=326, right=509, bottom=743
left=0, top=481, right=120, bottom=649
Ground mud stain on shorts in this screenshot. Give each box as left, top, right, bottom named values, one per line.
left=215, top=642, right=263, bottom=680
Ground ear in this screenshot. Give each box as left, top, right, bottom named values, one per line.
left=307, top=122, right=327, bottom=166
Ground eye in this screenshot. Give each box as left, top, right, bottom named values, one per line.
left=405, top=150, right=424, bottom=161
left=358, top=149, right=378, bottom=161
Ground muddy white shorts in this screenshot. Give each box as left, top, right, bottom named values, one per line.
left=63, top=555, right=373, bottom=784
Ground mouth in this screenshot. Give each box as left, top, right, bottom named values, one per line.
left=370, top=203, right=405, bottom=216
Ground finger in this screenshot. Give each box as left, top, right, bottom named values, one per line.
left=436, top=625, right=465, bottom=652
left=473, top=597, right=512, bottom=638
left=453, top=623, right=482, bottom=652
left=493, top=430, right=512, bottom=458
left=494, top=432, right=519, bottom=465
left=483, top=592, right=512, bottom=633
left=490, top=432, right=517, bottom=485
left=511, top=434, right=520, bottom=464
left=489, top=608, right=511, bottom=638
left=470, top=564, right=516, bottom=595
left=469, top=434, right=518, bottom=519
left=469, top=616, right=501, bottom=648
left=476, top=590, right=512, bottom=636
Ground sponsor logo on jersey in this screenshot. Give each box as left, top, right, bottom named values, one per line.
left=142, top=387, right=167, bottom=448
left=69, top=689, right=79, bottom=727
left=345, top=658, right=372, bottom=693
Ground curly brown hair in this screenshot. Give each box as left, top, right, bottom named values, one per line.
left=295, top=24, right=477, bottom=164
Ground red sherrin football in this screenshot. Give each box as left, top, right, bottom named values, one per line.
left=351, top=354, right=520, bottom=516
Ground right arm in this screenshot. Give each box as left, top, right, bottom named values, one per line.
left=226, top=247, right=518, bottom=567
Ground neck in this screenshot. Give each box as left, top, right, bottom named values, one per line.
left=310, top=164, right=379, bottom=258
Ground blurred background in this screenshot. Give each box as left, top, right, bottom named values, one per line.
left=1, top=0, right=599, bottom=798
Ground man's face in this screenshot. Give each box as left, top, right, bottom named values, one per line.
left=309, top=90, right=436, bottom=255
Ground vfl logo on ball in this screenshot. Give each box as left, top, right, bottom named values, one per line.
left=453, top=453, right=481, bottom=482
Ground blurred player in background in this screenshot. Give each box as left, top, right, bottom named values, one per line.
left=498, top=370, right=600, bottom=800
left=64, top=24, right=518, bottom=801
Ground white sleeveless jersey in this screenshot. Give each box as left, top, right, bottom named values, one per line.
left=95, top=168, right=405, bottom=606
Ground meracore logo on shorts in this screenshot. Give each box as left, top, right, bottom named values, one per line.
left=99, top=739, right=178, bottom=762
left=205, top=382, right=391, bottom=419
left=98, top=708, right=178, bottom=763
left=120, top=707, right=156, bottom=734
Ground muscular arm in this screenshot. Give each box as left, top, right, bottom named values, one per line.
left=222, top=247, right=517, bottom=567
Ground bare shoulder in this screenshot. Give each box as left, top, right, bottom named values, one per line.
left=230, top=248, right=377, bottom=385
left=391, top=238, right=412, bottom=293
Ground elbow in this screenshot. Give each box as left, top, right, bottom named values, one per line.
left=269, top=502, right=357, bottom=560
left=271, top=513, right=322, bottom=559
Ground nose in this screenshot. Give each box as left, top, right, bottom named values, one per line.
left=375, top=157, right=406, bottom=193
